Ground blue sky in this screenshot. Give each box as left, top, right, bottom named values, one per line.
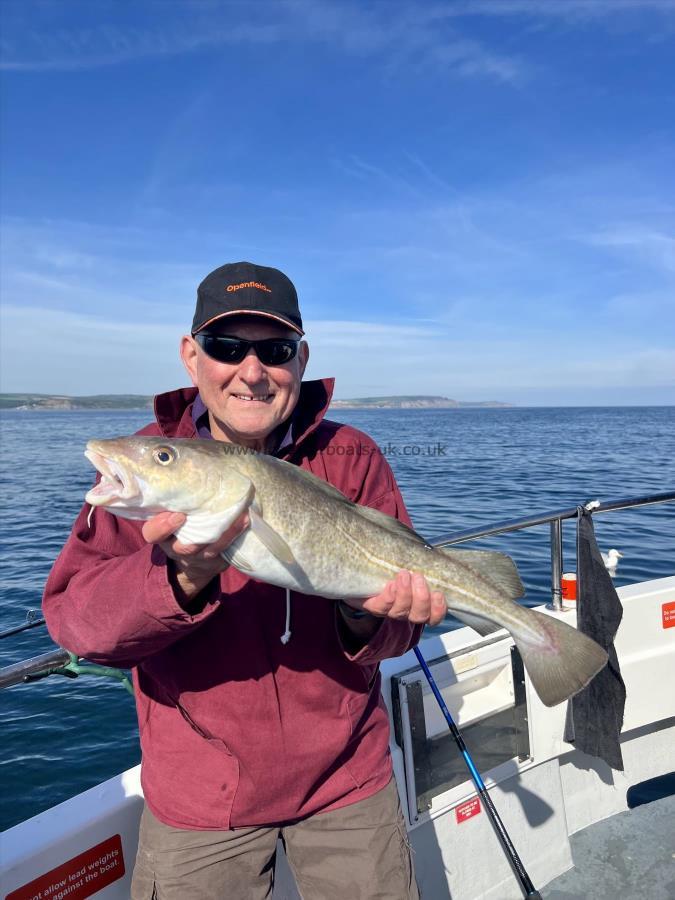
left=1, top=0, right=673, bottom=405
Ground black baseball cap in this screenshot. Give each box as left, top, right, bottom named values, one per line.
left=191, top=261, right=304, bottom=336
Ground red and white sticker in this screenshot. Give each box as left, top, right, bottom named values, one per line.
left=455, top=797, right=482, bottom=824
left=6, top=834, right=125, bottom=900
left=663, top=601, right=675, bottom=629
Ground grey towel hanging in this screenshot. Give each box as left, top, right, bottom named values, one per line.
left=563, top=505, right=626, bottom=771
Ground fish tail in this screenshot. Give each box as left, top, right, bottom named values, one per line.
left=510, top=608, right=608, bottom=707
left=436, top=548, right=607, bottom=705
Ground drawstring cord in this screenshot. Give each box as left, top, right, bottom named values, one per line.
left=280, top=588, right=292, bottom=644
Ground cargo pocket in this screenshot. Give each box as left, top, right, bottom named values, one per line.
left=395, top=810, right=420, bottom=899
left=129, top=848, right=158, bottom=900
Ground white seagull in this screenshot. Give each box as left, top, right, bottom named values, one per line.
left=601, top=548, right=624, bottom=574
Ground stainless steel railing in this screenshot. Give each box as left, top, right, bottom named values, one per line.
left=431, top=490, right=675, bottom=610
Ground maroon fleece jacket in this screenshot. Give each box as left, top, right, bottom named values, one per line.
left=43, top=378, right=421, bottom=829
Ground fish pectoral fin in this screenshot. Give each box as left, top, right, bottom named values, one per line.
left=450, top=610, right=503, bottom=637
left=174, top=480, right=255, bottom=545
left=439, top=548, right=525, bottom=600
left=249, top=509, right=297, bottom=567
left=221, top=545, right=256, bottom=572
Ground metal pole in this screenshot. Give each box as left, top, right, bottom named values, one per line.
left=413, top=646, right=542, bottom=900
left=549, top=518, right=563, bottom=611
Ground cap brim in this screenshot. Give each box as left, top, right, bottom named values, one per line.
left=193, top=310, right=304, bottom=336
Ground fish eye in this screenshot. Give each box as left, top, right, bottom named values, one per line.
left=153, top=446, right=176, bottom=466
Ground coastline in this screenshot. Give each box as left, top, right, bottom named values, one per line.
left=1, top=393, right=510, bottom=411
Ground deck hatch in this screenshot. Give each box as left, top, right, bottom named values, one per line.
left=393, top=645, right=530, bottom=817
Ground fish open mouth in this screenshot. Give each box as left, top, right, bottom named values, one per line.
left=84, top=448, right=139, bottom=505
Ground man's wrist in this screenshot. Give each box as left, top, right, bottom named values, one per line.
left=336, top=600, right=381, bottom=652
left=337, top=600, right=372, bottom=620
left=168, top=560, right=218, bottom=613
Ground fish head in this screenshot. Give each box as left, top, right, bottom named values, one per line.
left=84, top=436, right=244, bottom=519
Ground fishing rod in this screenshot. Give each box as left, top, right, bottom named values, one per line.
left=0, top=610, right=46, bottom=639
left=0, top=648, right=73, bottom=688
left=413, top=645, right=542, bottom=900
left=0, top=647, right=134, bottom=693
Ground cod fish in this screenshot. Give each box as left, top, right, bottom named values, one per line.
left=84, top=436, right=608, bottom=707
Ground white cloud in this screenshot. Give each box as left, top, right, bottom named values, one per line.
left=2, top=143, right=673, bottom=403
left=1, top=303, right=672, bottom=402
left=0, top=305, right=187, bottom=395
left=450, top=0, right=675, bottom=20
left=304, top=317, right=675, bottom=399
left=0, top=217, right=203, bottom=324
left=585, top=227, right=675, bottom=273
left=0, top=1, right=525, bottom=83
left=0, top=20, right=283, bottom=72
left=605, top=290, right=675, bottom=317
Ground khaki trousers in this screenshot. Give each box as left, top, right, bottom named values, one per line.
left=130, top=778, right=419, bottom=900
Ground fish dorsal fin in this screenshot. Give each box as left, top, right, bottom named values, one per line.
left=437, top=547, right=525, bottom=601
left=354, top=504, right=432, bottom=546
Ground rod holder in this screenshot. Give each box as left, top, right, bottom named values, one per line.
left=549, top=519, right=563, bottom=611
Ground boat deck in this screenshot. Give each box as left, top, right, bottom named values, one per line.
left=542, top=794, right=675, bottom=899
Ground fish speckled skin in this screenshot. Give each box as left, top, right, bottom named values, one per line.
left=85, top=436, right=608, bottom=707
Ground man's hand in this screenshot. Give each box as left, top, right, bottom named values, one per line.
left=342, top=571, right=447, bottom=627
left=142, top=510, right=249, bottom=602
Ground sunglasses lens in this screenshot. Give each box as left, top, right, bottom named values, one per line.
left=197, top=335, right=248, bottom=363
left=257, top=340, right=298, bottom=365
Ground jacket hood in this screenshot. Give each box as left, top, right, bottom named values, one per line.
left=153, top=378, right=336, bottom=453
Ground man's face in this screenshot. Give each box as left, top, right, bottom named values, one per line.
left=180, top=315, right=309, bottom=450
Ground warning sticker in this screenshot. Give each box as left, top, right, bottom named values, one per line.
left=6, top=834, right=125, bottom=900
left=663, top=601, right=675, bottom=629
left=455, top=797, right=482, bottom=823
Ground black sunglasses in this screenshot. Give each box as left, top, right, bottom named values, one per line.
left=194, top=333, right=300, bottom=366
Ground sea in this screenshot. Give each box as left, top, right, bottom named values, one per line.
left=1, top=405, right=674, bottom=830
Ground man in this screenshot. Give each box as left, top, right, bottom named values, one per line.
left=43, top=262, right=446, bottom=899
